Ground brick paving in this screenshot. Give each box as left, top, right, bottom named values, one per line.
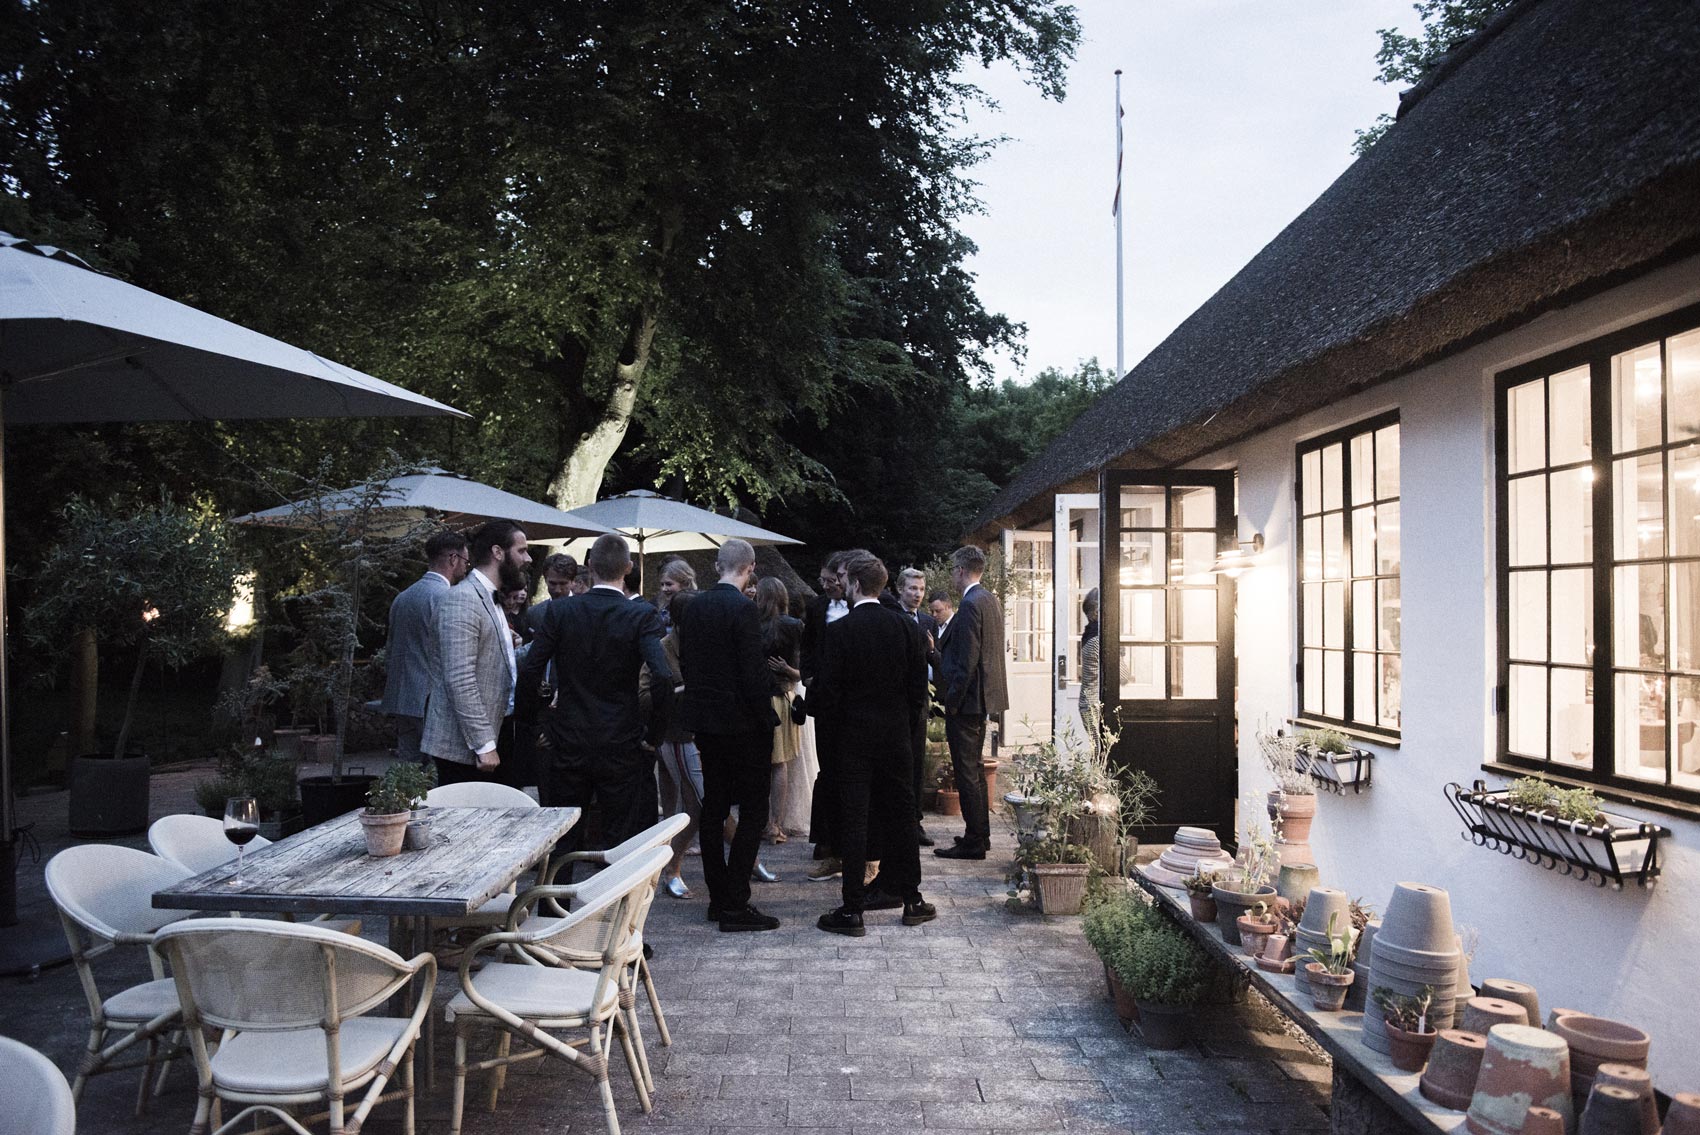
left=3, top=767, right=1333, bottom=1133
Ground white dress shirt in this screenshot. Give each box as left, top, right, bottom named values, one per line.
left=472, top=568, right=518, bottom=719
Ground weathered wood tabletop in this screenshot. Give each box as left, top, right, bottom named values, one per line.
left=153, top=806, right=580, bottom=918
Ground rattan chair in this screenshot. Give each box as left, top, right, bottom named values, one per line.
left=156, top=917, right=436, bottom=1135
left=44, top=844, right=194, bottom=1114
left=147, top=814, right=361, bottom=936
left=445, top=845, right=670, bottom=1135
left=420, top=782, right=545, bottom=937
left=0, top=1035, right=76, bottom=1135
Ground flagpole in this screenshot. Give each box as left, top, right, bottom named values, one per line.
left=1114, top=69, right=1125, bottom=381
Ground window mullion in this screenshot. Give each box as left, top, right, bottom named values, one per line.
left=1591, top=354, right=1614, bottom=782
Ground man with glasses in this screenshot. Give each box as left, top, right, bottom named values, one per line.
left=380, top=529, right=469, bottom=765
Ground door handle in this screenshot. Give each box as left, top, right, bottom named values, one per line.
left=1056, top=654, right=1068, bottom=689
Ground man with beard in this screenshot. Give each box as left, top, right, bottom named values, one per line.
left=422, top=519, right=530, bottom=787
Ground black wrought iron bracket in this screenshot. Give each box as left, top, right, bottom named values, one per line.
left=1445, top=780, right=1670, bottom=889
left=1295, top=745, right=1374, bottom=795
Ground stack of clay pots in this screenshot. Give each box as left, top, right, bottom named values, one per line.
left=1293, top=887, right=1353, bottom=999
left=1266, top=789, right=1316, bottom=866
left=1466, top=1024, right=1574, bottom=1135
left=1362, top=882, right=1460, bottom=1056
left=1276, top=862, right=1321, bottom=907
left=1345, top=918, right=1380, bottom=1011
left=1142, top=825, right=1235, bottom=888
left=1581, top=1065, right=1659, bottom=1135
left=1548, top=1011, right=1651, bottom=1114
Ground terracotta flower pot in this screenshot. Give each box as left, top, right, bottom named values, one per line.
left=1386, top=1021, right=1439, bottom=1073
left=1591, top=1064, right=1657, bottom=1135
left=1580, top=1084, right=1645, bottom=1135
left=403, top=807, right=433, bottom=851
left=1522, top=1107, right=1567, bottom=1135
left=1133, top=1000, right=1190, bottom=1050
left=1461, top=997, right=1531, bottom=1036
left=1276, top=862, right=1321, bottom=905
left=1548, top=1013, right=1650, bottom=1065
left=1379, top=881, right=1458, bottom=954
left=1480, top=980, right=1540, bottom=1031
left=981, top=758, right=999, bottom=801
left=936, top=788, right=961, bottom=816
left=1211, top=879, right=1276, bottom=945
left=1421, top=1030, right=1488, bottom=1110
left=1263, top=933, right=1294, bottom=961
left=1661, top=1093, right=1700, bottom=1135
left=1187, top=893, right=1218, bottom=922
left=1466, top=1024, right=1573, bottom=1135
left=1237, top=915, right=1278, bottom=958
left=1106, top=967, right=1140, bottom=1025
left=1268, top=789, right=1317, bottom=843
left=1305, top=963, right=1355, bottom=1012
left=360, top=810, right=410, bottom=858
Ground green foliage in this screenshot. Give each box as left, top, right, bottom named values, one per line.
left=1306, top=912, right=1353, bottom=975
left=1082, top=890, right=1161, bottom=966
left=1119, top=920, right=1211, bottom=1007
left=1301, top=727, right=1351, bottom=755
left=1554, top=787, right=1604, bottom=824
left=193, top=774, right=244, bottom=816
left=1352, top=0, right=1517, bottom=155
left=1181, top=870, right=1217, bottom=898
left=1372, top=985, right=1436, bottom=1033
left=1507, top=776, right=1557, bottom=810
left=368, top=762, right=436, bottom=815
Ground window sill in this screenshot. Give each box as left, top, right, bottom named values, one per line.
left=1287, top=718, right=1400, bottom=749
left=1479, top=761, right=1700, bottom=824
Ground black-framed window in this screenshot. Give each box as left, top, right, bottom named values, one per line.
left=1296, top=412, right=1402, bottom=736
left=1497, top=303, right=1700, bottom=803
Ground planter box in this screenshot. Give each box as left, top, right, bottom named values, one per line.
left=1295, top=742, right=1374, bottom=794
left=1444, top=780, right=1669, bottom=889
left=1032, top=862, right=1090, bottom=915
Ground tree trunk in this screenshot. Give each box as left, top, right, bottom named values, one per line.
left=112, top=645, right=148, bottom=760
left=69, top=626, right=99, bottom=757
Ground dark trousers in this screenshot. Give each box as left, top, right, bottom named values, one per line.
left=541, top=741, right=658, bottom=871
left=697, top=729, right=773, bottom=911
left=433, top=716, right=525, bottom=789
left=809, top=718, right=840, bottom=855
left=910, top=716, right=927, bottom=829
left=945, top=713, right=990, bottom=845
left=838, top=748, right=922, bottom=912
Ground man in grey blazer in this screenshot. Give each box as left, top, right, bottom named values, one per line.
left=380, top=529, right=468, bottom=764
left=934, top=544, right=1008, bottom=859
left=422, top=519, right=531, bottom=786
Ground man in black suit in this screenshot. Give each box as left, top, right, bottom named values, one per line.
left=811, top=552, right=934, bottom=936
left=799, top=550, right=850, bottom=879
left=894, top=567, right=941, bottom=846
left=934, top=544, right=1009, bottom=860
left=519, top=533, right=671, bottom=865
left=676, top=538, right=782, bottom=932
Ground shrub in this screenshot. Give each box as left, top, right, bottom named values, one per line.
left=1117, top=920, right=1210, bottom=1007
left=1082, top=892, right=1160, bottom=967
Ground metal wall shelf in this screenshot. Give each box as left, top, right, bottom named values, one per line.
left=1444, top=780, right=1670, bottom=889
left=1295, top=744, right=1374, bottom=795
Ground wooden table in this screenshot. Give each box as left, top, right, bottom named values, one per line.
left=1134, top=871, right=1463, bottom=1135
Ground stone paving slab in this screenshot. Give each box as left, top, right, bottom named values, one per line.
left=2, top=768, right=1333, bottom=1132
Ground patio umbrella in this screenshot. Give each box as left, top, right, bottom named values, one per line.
left=0, top=231, right=465, bottom=865
left=557, top=489, right=802, bottom=588
left=231, top=467, right=613, bottom=541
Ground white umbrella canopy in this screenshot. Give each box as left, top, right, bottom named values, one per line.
left=0, top=232, right=468, bottom=851
left=231, top=468, right=614, bottom=541
left=559, top=489, right=801, bottom=556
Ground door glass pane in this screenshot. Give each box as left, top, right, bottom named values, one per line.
left=1509, top=378, right=1546, bottom=473
left=1510, top=571, right=1546, bottom=661
left=1550, top=668, right=1592, bottom=768
left=1611, top=342, right=1662, bottom=454
left=1303, top=650, right=1324, bottom=713
left=1508, top=476, right=1546, bottom=566
left=1172, top=485, right=1215, bottom=529
left=1119, top=486, right=1164, bottom=529
left=1673, top=676, right=1700, bottom=789
left=1122, top=589, right=1163, bottom=642
left=1548, top=468, right=1593, bottom=564
left=1323, top=651, right=1344, bottom=719
left=1548, top=364, right=1592, bottom=465
left=1119, top=531, right=1163, bottom=585
left=1323, top=582, right=1344, bottom=649
left=1671, top=329, right=1700, bottom=443
left=1509, top=664, right=1547, bottom=758
left=1353, top=654, right=1376, bottom=725
left=1302, top=517, right=1322, bottom=581
left=1670, top=444, right=1700, bottom=557
left=1614, top=453, right=1664, bottom=561
left=1119, top=644, right=1164, bottom=699
left=1614, top=564, right=1664, bottom=669
left=1376, top=424, right=1400, bottom=500
left=1322, top=444, right=1343, bottom=511
left=1615, top=673, right=1665, bottom=782
left=1351, top=432, right=1375, bottom=505
left=1303, top=583, right=1323, bottom=647
left=1323, top=513, right=1344, bottom=579
left=1170, top=646, right=1216, bottom=699
left=1549, top=568, right=1593, bottom=666
left=1379, top=655, right=1402, bottom=730
left=1301, top=449, right=1322, bottom=514
left=1171, top=531, right=1215, bottom=585
left=1353, top=580, right=1374, bottom=650
left=1673, top=562, right=1700, bottom=674
left=1378, top=578, right=1402, bottom=652
left=1351, top=507, right=1374, bottom=576
left=1170, top=588, right=1216, bottom=643
left=1376, top=501, right=1402, bottom=574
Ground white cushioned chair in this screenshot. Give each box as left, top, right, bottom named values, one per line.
left=0, top=1035, right=76, bottom=1135
left=44, top=844, right=193, bottom=1114
left=420, top=783, right=545, bottom=937
left=155, top=917, right=435, bottom=1135
left=147, top=813, right=361, bottom=936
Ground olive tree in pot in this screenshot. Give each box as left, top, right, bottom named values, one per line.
left=1121, top=919, right=1211, bottom=1049
left=26, top=497, right=238, bottom=837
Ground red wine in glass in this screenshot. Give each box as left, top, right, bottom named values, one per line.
left=223, top=796, right=260, bottom=885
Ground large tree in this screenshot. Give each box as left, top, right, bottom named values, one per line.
left=1, top=0, right=1080, bottom=511
left=1352, top=0, right=1515, bottom=155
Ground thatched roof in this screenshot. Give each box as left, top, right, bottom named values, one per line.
left=972, top=0, right=1700, bottom=535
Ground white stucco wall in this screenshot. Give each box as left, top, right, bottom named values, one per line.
left=1193, top=253, right=1700, bottom=1087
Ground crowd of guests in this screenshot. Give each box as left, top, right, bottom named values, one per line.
left=379, top=519, right=1007, bottom=935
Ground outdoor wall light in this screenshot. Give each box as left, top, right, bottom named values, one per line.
left=1211, top=531, right=1264, bottom=578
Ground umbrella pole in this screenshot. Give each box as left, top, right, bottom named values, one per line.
left=0, top=393, right=11, bottom=849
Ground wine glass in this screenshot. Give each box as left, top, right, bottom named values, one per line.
left=223, top=796, right=260, bottom=885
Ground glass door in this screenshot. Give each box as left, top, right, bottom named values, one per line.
left=1052, top=493, right=1101, bottom=743
left=1001, top=528, right=1053, bottom=748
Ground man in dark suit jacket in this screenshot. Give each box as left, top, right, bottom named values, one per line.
left=519, top=533, right=671, bottom=863
left=934, top=544, right=1009, bottom=859
left=894, top=567, right=940, bottom=845
left=676, top=538, right=781, bottom=932
left=380, top=529, right=467, bottom=764
left=799, top=551, right=850, bottom=876
left=811, top=553, right=934, bottom=936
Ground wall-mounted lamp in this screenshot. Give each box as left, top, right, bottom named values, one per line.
left=1211, top=532, right=1264, bottom=579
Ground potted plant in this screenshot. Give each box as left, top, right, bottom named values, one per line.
left=194, top=773, right=245, bottom=820
left=1182, top=870, right=1218, bottom=922
left=1119, top=920, right=1210, bottom=1049
left=1023, top=832, right=1094, bottom=915
left=362, top=763, right=427, bottom=857
left=1258, top=726, right=1317, bottom=844
left=1213, top=801, right=1279, bottom=944
left=1374, top=985, right=1439, bottom=1072
left=1237, top=900, right=1279, bottom=959
left=237, top=748, right=303, bottom=839
left=1083, top=891, right=1158, bottom=1023
left=1304, top=913, right=1357, bottom=1011
left=400, top=764, right=439, bottom=850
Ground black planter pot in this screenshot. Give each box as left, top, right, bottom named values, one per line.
left=298, top=775, right=377, bottom=829
left=68, top=753, right=151, bottom=837
left=1134, top=1000, right=1192, bottom=1050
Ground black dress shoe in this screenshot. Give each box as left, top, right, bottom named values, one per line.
left=933, top=843, right=986, bottom=860
left=861, top=889, right=903, bottom=911
left=718, top=904, right=781, bottom=932
left=705, top=905, right=724, bottom=922
left=902, top=899, right=937, bottom=926
left=917, top=829, right=935, bottom=847
left=816, top=907, right=866, bottom=937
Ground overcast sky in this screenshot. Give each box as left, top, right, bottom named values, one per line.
left=957, top=0, right=1419, bottom=384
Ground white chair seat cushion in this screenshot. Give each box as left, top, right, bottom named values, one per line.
left=447, top=962, right=619, bottom=1023
left=211, top=1017, right=409, bottom=1094
left=103, top=978, right=182, bottom=1023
